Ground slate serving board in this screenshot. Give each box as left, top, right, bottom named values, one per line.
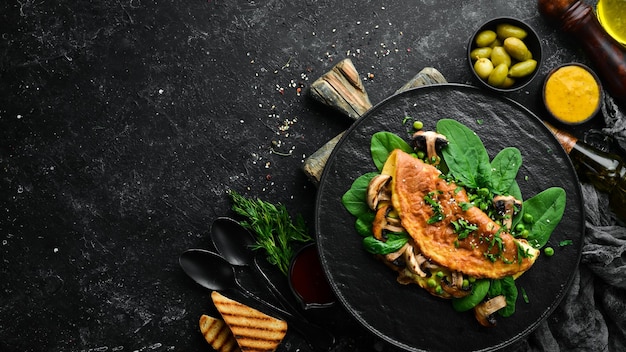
left=315, top=84, right=584, bottom=352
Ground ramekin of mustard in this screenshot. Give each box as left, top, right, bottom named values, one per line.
left=543, top=63, right=602, bottom=125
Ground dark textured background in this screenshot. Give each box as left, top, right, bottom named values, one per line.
left=0, top=0, right=606, bottom=351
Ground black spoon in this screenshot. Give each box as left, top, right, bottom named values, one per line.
left=210, top=217, right=301, bottom=312
left=179, top=249, right=335, bottom=351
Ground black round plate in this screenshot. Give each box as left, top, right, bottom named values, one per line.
left=315, top=84, right=584, bottom=352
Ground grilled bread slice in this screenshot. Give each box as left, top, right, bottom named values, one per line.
left=199, top=314, right=241, bottom=352
left=211, top=291, right=288, bottom=352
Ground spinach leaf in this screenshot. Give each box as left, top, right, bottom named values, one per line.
left=355, top=212, right=375, bottom=237
left=363, top=233, right=409, bottom=255
left=488, top=279, right=502, bottom=297
left=491, top=147, right=522, bottom=195
left=524, top=187, right=566, bottom=248
left=452, top=279, right=490, bottom=312
left=342, top=172, right=378, bottom=218
left=370, top=131, right=413, bottom=171
left=437, top=119, right=492, bottom=189
left=485, top=277, right=517, bottom=317
left=507, top=180, right=523, bottom=202
left=507, top=180, right=525, bottom=229
left=498, top=276, right=518, bottom=317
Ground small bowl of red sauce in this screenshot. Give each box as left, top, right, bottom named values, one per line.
left=288, top=243, right=336, bottom=310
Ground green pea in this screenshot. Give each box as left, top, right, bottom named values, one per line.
left=416, top=150, right=426, bottom=160
left=427, top=278, right=437, bottom=288
left=474, top=58, right=494, bottom=80
left=462, top=279, right=470, bottom=289
left=436, top=271, right=444, bottom=278
left=520, top=229, right=529, bottom=238
left=413, top=120, right=424, bottom=130
left=475, top=30, right=497, bottom=47
left=544, top=247, right=555, bottom=256
left=469, top=47, right=492, bottom=61
left=496, top=23, right=528, bottom=40
left=435, top=285, right=444, bottom=295
left=523, top=213, right=534, bottom=224
left=487, top=63, right=509, bottom=87
left=477, top=188, right=490, bottom=197
left=515, top=223, right=525, bottom=232
left=504, top=37, right=532, bottom=61
left=508, top=59, right=538, bottom=78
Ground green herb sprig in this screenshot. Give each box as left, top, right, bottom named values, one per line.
left=229, top=190, right=312, bottom=275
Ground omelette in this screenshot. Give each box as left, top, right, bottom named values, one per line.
left=376, top=149, right=539, bottom=282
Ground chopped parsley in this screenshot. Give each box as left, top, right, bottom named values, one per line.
left=459, top=202, right=474, bottom=211
left=521, top=286, right=530, bottom=303
left=559, top=239, right=573, bottom=247
left=424, top=191, right=445, bottom=224
left=517, top=242, right=534, bottom=264
left=451, top=218, right=478, bottom=240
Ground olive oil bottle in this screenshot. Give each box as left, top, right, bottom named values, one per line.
left=547, top=124, right=626, bottom=221
left=597, top=0, right=626, bottom=46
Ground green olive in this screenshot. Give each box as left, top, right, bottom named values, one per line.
left=489, top=38, right=503, bottom=48
left=504, top=37, right=532, bottom=61
left=501, top=76, right=516, bottom=88
left=475, top=30, right=497, bottom=47
left=473, top=58, right=494, bottom=80
left=508, top=59, right=538, bottom=78
left=496, top=23, right=528, bottom=40
left=490, top=46, right=511, bottom=67
left=469, top=47, right=492, bottom=61
left=487, top=63, right=508, bottom=87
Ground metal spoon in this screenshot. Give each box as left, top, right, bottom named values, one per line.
left=179, top=249, right=335, bottom=351
left=210, top=217, right=301, bottom=313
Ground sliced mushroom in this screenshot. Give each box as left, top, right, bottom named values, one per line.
left=412, top=130, right=448, bottom=163
left=366, top=174, right=392, bottom=210
left=404, top=244, right=428, bottom=277
left=493, top=195, right=522, bottom=229
left=372, top=204, right=390, bottom=240
left=385, top=242, right=409, bottom=262
left=385, top=214, right=402, bottom=228
left=441, top=271, right=471, bottom=298
left=474, top=295, right=507, bottom=327
left=371, top=204, right=405, bottom=240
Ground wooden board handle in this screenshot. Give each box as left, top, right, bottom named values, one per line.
left=309, top=58, right=372, bottom=121
left=303, top=63, right=447, bottom=184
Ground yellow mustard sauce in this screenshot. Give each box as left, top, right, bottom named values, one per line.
left=544, top=65, right=601, bottom=124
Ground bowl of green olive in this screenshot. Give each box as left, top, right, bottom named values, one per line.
left=468, top=17, right=543, bottom=92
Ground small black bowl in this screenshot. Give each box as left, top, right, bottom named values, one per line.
left=542, top=62, right=603, bottom=125
left=288, top=243, right=335, bottom=310
left=467, top=17, right=543, bottom=93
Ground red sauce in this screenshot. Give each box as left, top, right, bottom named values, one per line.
left=289, top=244, right=335, bottom=307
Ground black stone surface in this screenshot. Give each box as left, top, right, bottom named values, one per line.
left=0, top=0, right=607, bottom=351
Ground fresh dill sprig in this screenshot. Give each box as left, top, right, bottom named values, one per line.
left=228, top=190, right=312, bottom=276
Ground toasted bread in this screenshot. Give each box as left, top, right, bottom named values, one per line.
left=211, top=291, right=288, bottom=352
left=199, top=314, right=241, bottom=352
